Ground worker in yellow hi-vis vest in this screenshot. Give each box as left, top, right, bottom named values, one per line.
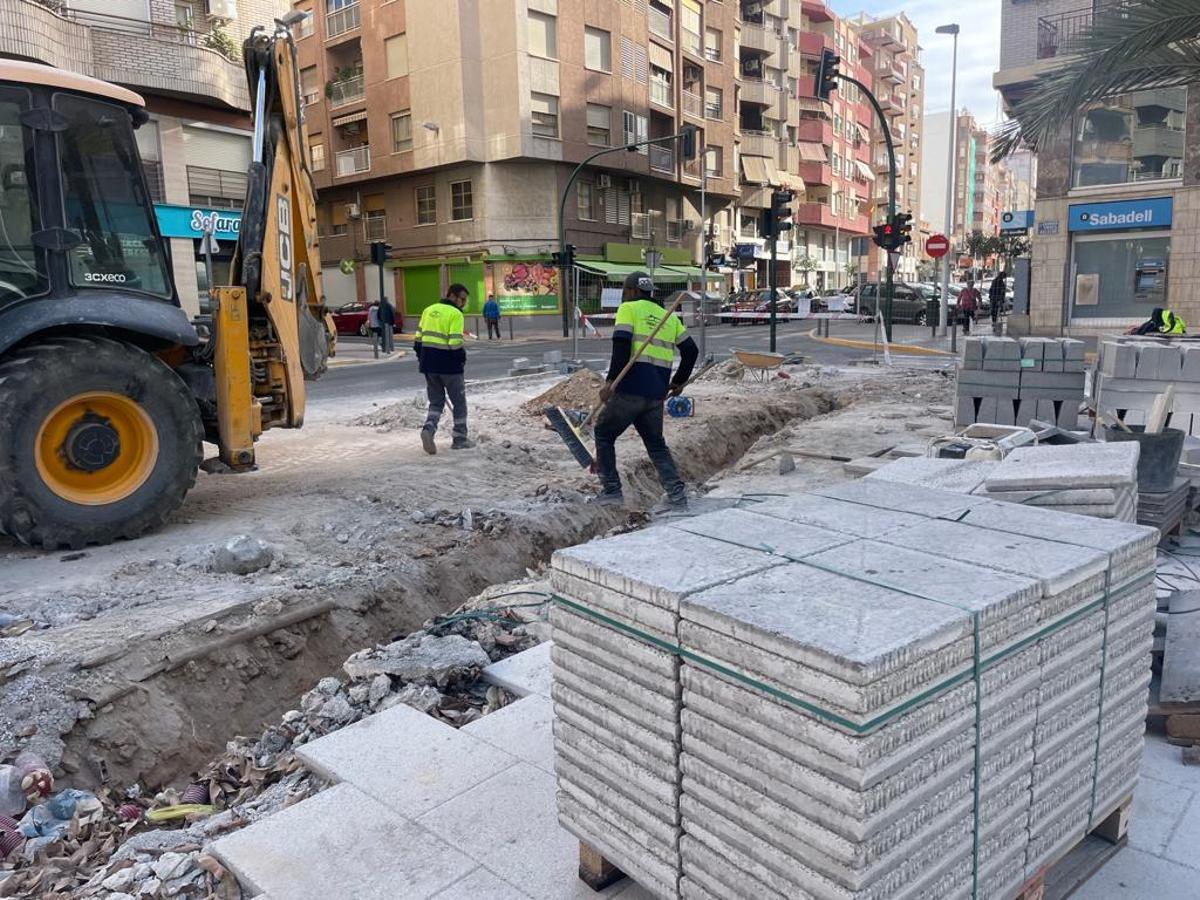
left=595, top=272, right=699, bottom=509
left=414, top=283, right=473, bottom=454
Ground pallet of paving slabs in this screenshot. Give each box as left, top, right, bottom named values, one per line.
left=1014, top=793, right=1132, bottom=900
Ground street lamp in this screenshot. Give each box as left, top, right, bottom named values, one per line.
left=935, top=23, right=960, bottom=340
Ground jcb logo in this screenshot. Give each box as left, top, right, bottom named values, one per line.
left=277, top=194, right=293, bottom=302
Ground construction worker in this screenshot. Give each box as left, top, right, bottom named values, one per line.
left=594, top=272, right=699, bottom=509
left=1129, top=307, right=1187, bottom=336
left=414, top=283, right=474, bottom=453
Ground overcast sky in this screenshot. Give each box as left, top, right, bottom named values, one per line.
left=846, top=0, right=1004, bottom=127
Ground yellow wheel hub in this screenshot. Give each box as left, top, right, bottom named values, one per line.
left=34, top=391, right=159, bottom=506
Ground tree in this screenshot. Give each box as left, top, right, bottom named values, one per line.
left=994, top=1, right=1200, bottom=160
left=794, top=255, right=818, bottom=286
left=203, top=25, right=241, bottom=63
left=962, top=231, right=1032, bottom=274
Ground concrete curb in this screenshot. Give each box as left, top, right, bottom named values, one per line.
left=328, top=351, right=409, bottom=369
left=803, top=328, right=956, bottom=357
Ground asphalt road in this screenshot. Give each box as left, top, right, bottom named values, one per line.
left=309, top=321, right=932, bottom=404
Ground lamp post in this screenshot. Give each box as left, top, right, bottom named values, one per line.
left=935, top=23, right=960, bottom=340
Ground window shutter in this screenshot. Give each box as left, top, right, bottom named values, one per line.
left=634, top=45, right=648, bottom=84
left=621, top=37, right=634, bottom=79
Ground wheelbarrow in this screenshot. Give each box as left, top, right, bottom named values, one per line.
left=733, top=349, right=787, bottom=382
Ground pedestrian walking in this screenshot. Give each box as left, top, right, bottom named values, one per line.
left=988, top=272, right=1007, bottom=334
left=594, top=272, right=699, bottom=510
left=414, top=284, right=473, bottom=454
left=958, top=279, right=981, bottom=335
left=378, top=297, right=396, bottom=354
left=483, top=293, right=502, bottom=340
left=367, top=301, right=381, bottom=352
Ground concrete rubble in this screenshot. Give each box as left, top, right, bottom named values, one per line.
left=550, top=479, right=1159, bottom=899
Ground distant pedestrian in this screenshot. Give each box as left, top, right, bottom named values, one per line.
left=958, top=279, right=981, bottom=334
left=415, top=284, right=473, bottom=454
left=367, top=301, right=381, bottom=346
left=988, top=272, right=1007, bottom=333
left=483, top=293, right=502, bottom=340
left=378, top=298, right=396, bottom=353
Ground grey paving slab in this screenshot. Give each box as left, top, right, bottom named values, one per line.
left=551, top=606, right=678, bottom=690
left=978, top=486, right=1124, bottom=505
left=463, top=693, right=555, bottom=774
left=811, top=478, right=986, bottom=519
left=985, top=442, right=1139, bottom=491
left=1160, top=791, right=1200, bottom=872
left=556, top=755, right=682, bottom=847
left=549, top=570, right=679, bottom=643
left=483, top=641, right=552, bottom=698
left=554, top=721, right=679, bottom=807
left=551, top=526, right=781, bottom=611
left=1074, top=846, right=1200, bottom=900
left=296, top=703, right=518, bottom=817
left=750, top=493, right=931, bottom=538
left=555, top=690, right=677, bottom=765
left=865, top=457, right=996, bottom=494
left=552, top=644, right=679, bottom=719
left=210, top=783, right=477, bottom=900
left=981, top=336, right=1021, bottom=359
left=430, top=868, right=531, bottom=899
left=1020, top=372, right=1087, bottom=391
left=978, top=397, right=1000, bottom=421
left=556, top=792, right=680, bottom=898
left=667, top=507, right=847, bottom=561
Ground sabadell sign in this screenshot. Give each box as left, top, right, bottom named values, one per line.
left=1068, top=196, right=1172, bottom=232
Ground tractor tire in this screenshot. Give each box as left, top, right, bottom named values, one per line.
left=0, top=336, right=203, bottom=549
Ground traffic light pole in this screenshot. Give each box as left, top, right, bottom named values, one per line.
left=837, top=73, right=898, bottom=341
left=769, top=229, right=778, bottom=353
left=556, top=130, right=698, bottom=340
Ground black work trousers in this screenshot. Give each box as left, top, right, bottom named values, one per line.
left=594, top=392, right=685, bottom=503
left=423, top=373, right=468, bottom=439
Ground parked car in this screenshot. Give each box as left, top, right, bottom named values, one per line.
left=330, top=302, right=403, bottom=337
left=855, top=282, right=936, bottom=325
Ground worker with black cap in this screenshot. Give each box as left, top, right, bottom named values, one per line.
left=594, top=271, right=699, bottom=508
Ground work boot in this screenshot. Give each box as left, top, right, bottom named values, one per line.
left=420, top=428, right=437, bottom=455
left=591, top=491, right=625, bottom=508
left=451, top=436, right=476, bottom=450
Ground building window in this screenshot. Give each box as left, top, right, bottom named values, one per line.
left=578, top=182, right=596, bottom=221
left=1072, top=87, right=1187, bottom=188
left=385, top=34, right=408, bottom=79
left=528, top=10, right=557, bottom=59
left=704, top=86, right=722, bottom=119
left=295, top=6, right=313, bottom=38
left=310, top=141, right=325, bottom=170
left=531, top=92, right=559, bottom=138
left=1071, top=234, right=1170, bottom=320
left=832, top=152, right=841, bottom=175
left=135, top=120, right=164, bottom=203
left=301, top=66, right=320, bottom=106
left=415, top=185, right=436, bottom=225
left=451, top=180, right=473, bottom=220
left=623, top=110, right=648, bottom=153
left=586, top=103, right=611, bottom=146
left=681, top=0, right=702, bottom=55
left=187, top=166, right=248, bottom=210
left=585, top=25, right=611, bottom=72
left=649, top=0, right=672, bottom=41
left=391, top=112, right=412, bottom=152
left=705, top=145, right=722, bottom=177
left=704, top=27, right=721, bottom=61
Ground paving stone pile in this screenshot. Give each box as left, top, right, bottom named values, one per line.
left=1096, top=338, right=1200, bottom=435
left=956, top=337, right=1086, bottom=428
left=550, top=480, right=1158, bottom=900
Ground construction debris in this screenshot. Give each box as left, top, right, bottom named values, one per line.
left=550, top=480, right=1157, bottom=899
left=521, top=368, right=604, bottom=417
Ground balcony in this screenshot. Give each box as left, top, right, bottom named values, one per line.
left=739, top=78, right=781, bottom=113
left=682, top=28, right=703, bottom=58
left=335, top=145, right=371, bottom=176
left=797, top=30, right=833, bottom=58
left=682, top=89, right=704, bottom=119
left=741, top=22, right=780, bottom=56
left=326, top=2, right=361, bottom=39
left=794, top=202, right=838, bottom=228
left=0, top=1, right=250, bottom=110
left=876, top=58, right=903, bottom=85
left=632, top=212, right=652, bottom=240
left=740, top=130, right=780, bottom=159
left=363, top=214, right=387, bottom=241
left=1037, top=5, right=1092, bottom=60
left=328, top=73, right=365, bottom=107
left=649, top=6, right=673, bottom=42
left=1133, top=124, right=1186, bottom=161
left=650, top=78, right=674, bottom=110
left=649, top=144, right=675, bottom=174
left=796, top=118, right=832, bottom=144
left=797, top=161, right=832, bottom=186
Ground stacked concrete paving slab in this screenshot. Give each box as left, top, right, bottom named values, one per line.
left=1095, top=338, right=1200, bottom=435
left=957, top=337, right=1085, bottom=428
left=978, top=443, right=1139, bottom=523
left=551, top=481, right=1157, bottom=900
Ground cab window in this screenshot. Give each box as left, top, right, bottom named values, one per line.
left=54, top=93, right=171, bottom=299
left=0, top=87, right=47, bottom=305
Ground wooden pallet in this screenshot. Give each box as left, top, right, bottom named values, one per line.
left=1013, top=794, right=1132, bottom=900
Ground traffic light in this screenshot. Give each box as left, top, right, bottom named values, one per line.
left=872, top=213, right=914, bottom=252
left=872, top=221, right=896, bottom=251
left=771, top=189, right=794, bottom=235
left=552, top=244, right=577, bottom=268
left=894, top=212, right=913, bottom=248
left=369, top=241, right=391, bottom=266
left=814, top=49, right=840, bottom=102
left=680, top=126, right=698, bottom=160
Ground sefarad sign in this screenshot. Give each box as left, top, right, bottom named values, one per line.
left=1068, top=196, right=1172, bottom=232
left=153, top=204, right=242, bottom=241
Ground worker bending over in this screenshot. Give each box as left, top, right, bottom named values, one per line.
left=415, top=283, right=474, bottom=453
left=595, top=272, right=699, bottom=509
left=1129, top=307, right=1186, bottom=336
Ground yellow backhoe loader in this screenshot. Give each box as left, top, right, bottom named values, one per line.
left=0, top=20, right=333, bottom=549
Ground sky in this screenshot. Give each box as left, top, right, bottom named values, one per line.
left=844, top=0, right=1004, bottom=127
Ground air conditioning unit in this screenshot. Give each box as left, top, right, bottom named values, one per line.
left=206, top=0, right=237, bottom=20
left=597, top=173, right=612, bottom=189
left=345, top=203, right=361, bottom=219
left=683, top=219, right=696, bottom=231
left=627, top=178, right=641, bottom=193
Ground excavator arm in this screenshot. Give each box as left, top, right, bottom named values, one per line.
left=213, top=21, right=334, bottom=468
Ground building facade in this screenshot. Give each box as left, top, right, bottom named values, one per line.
left=996, top=0, right=1199, bottom=335
left=856, top=12, right=924, bottom=284
left=0, top=0, right=286, bottom=316
left=294, top=0, right=741, bottom=319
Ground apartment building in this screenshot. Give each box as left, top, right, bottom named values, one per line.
left=856, top=12, right=924, bottom=284
left=0, top=0, right=286, bottom=315
left=294, top=0, right=740, bottom=319
left=996, top=0, right=1198, bottom=335
left=922, top=109, right=986, bottom=246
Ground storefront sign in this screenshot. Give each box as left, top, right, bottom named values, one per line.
left=493, top=261, right=559, bottom=315
left=1000, top=210, right=1033, bottom=233
left=1068, top=197, right=1172, bottom=232
left=735, top=243, right=757, bottom=264
left=1037, top=221, right=1059, bottom=236
left=154, top=204, right=242, bottom=241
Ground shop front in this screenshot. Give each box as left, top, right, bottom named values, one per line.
left=1067, top=196, right=1172, bottom=329
left=153, top=204, right=242, bottom=315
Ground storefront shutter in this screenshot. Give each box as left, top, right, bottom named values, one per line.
left=182, top=127, right=252, bottom=172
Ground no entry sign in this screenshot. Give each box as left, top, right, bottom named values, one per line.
left=926, top=234, right=950, bottom=259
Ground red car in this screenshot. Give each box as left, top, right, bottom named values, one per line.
left=330, top=302, right=402, bottom=336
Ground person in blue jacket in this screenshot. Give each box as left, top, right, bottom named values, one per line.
left=483, top=293, right=502, bottom=340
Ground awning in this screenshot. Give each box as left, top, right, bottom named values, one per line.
left=797, top=142, right=826, bottom=163
left=762, top=155, right=782, bottom=187
left=577, top=260, right=689, bottom=282
left=648, top=41, right=673, bottom=71
left=856, top=122, right=871, bottom=143
left=740, top=154, right=771, bottom=184
left=855, top=159, right=876, bottom=181
left=778, top=172, right=806, bottom=192
left=661, top=266, right=724, bottom=281
left=332, top=109, right=368, bottom=128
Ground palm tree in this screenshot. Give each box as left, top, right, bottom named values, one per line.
left=993, top=0, right=1200, bottom=160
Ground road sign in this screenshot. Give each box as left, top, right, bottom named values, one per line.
left=926, top=234, right=950, bottom=259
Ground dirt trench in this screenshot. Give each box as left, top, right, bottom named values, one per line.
left=56, top=387, right=836, bottom=790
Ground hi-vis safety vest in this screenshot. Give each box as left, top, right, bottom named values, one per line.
left=416, top=302, right=465, bottom=349
left=613, top=298, right=688, bottom=398
left=1160, top=310, right=1187, bottom=334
